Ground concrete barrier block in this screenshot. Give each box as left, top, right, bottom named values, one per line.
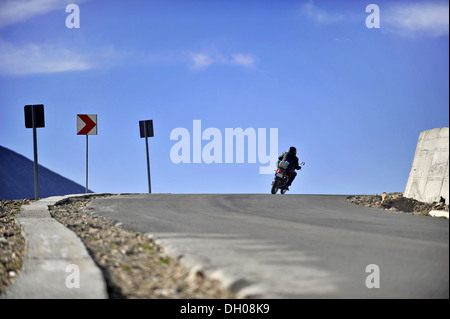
left=404, top=127, right=449, bottom=205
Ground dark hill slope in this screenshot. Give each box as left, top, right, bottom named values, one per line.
left=0, top=145, right=89, bottom=200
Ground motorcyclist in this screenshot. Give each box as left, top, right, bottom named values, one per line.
left=278, top=146, right=301, bottom=190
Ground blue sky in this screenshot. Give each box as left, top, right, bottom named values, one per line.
left=0, top=0, right=448, bottom=195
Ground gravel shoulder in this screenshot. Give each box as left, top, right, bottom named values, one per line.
left=347, top=192, right=449, bottom=216
left=0, top=199, right=30, bottom=295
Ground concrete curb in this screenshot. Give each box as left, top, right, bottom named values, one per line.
left=1, top=194, right=108, bottom=299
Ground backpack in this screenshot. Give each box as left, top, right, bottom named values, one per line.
left=277, top=152, right=290, bottom=170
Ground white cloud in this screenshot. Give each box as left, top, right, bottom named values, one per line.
left=232, top=53, right=258, bottom=68
left=0, top=43, right=258, bottom=76
left=0, top=41, right=92, bottom=75
left=302, top=0, right=343, bottom=25
left=384, top=2, right=449, bottom=38
left=189, top=52, right=258, bottom=70
left=0, top=0, right=85, bottom=28
left=191, top=53, right=216, bottom=69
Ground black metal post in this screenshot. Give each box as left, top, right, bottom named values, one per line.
left=32, top=105, right=39, bottom=200
left=144, top=125, right=151, bottom=193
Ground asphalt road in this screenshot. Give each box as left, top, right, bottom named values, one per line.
left=87, top=194, right=449, bottom=298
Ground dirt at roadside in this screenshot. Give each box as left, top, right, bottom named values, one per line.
left=0, top=199, right=30, bottom=295
left=347, top=192, right=448, bottom=216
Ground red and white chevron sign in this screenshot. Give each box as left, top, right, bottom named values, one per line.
left=77, top=114, right=97, bottom=135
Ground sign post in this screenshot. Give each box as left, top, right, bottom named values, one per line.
left=24, top=104, right=45, bottom=200
left=77, top=114, right=97, bottom=193
left=139, top=120, right=154, bottom=193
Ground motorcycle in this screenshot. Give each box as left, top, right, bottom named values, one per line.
left=271, top=160, right=305, bottom=194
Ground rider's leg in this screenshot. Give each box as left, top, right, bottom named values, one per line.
left=287, top=171, right=297, bottom=186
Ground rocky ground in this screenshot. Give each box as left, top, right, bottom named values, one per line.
left=0, top=199, right=29, bottom=295
left=347, top=192, right=449, bottom=215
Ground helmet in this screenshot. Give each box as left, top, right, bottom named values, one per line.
left=289, top=146, right=297, bottom=155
